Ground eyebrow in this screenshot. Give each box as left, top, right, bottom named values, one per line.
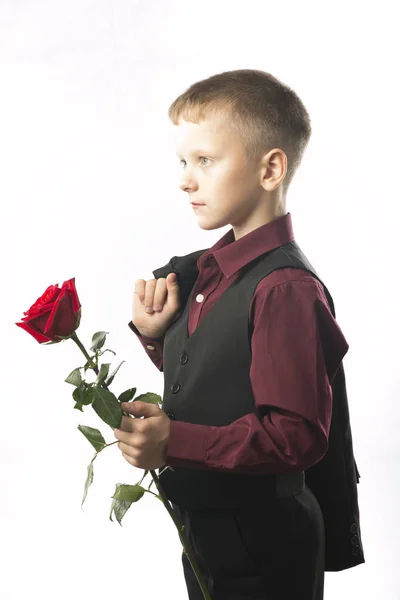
left=176, top=149, right=211, bottom=158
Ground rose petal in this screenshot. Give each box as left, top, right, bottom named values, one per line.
left=61, top=278, right=81, bottom=313
left=15, top=321, right=53, bottom=343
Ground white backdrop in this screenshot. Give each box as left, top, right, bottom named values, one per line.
left=1, top=1, right=399, bottom=598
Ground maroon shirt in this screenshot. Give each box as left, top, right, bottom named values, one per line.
left=128, top=212, right=349, bottom=474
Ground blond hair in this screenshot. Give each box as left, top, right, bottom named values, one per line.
left=168, top=69, right=312, bottom=195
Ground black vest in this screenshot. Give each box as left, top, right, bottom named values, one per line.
left=152, top=240, right=365, bottom=572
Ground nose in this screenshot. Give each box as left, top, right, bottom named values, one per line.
left=179, top=171, right=197, bottom=193
left=180, top=181, right=197, bottom=193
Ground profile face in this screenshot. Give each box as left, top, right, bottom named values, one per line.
left=173, top=116, right=268, bottom=239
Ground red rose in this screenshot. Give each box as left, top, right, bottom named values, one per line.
left=16, top=277, right=81, bottom=343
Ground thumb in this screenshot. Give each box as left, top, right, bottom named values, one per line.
left=121, top=401, right=158, bottom=417
left=167, top=272, right=177, bottom=284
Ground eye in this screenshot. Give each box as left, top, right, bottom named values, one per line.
left=179, top=157, right=211, bottom=167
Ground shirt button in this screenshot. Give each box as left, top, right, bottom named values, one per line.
left=180, top=353, right=188, bottom=364
left=196, top=293, right=204, bottom=303
left=171, top=383, right=181, bottom=393
left=146, top=344, right=155, bottom=350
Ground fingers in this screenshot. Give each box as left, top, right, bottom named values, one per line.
left=121, top=446, right=139, bottom=463
left=134, top=277, right=167, bottom=313
left=116, top=432, right=145, bottom=451
left=150, top=278, right=168, bottom=311
left=118, top=417, right=146, bottom=435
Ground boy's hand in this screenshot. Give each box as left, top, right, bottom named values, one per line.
left=132, top=273, right=182, bottom=339
left=114, top=401, right=171, bottom=470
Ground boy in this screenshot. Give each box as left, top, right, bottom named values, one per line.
left=117, top=69, right=364, bottom=599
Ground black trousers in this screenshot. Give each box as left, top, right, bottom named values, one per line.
left=172, top=484, right=325, bottom=600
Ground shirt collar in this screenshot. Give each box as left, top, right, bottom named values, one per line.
left=197, top=212, right=295, bottom=279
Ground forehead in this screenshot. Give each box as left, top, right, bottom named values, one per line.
left=173, top=116, right=238, bottom=156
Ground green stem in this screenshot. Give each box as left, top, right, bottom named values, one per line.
left=149, top=469, right=211, bottom=599
left=97, top=440, right=118, bottom=453
left=71, top=332, right=98, bottom=371
left=70, top=330, right=211, bottom=600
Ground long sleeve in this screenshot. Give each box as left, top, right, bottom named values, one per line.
left=165, top=276, right=349, bottom=474
left=128, top=320, right=164, bottom=372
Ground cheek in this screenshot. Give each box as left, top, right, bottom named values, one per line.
left=212, top=168, right=241, bottom=193
left=208, top=165, right=254, bottom=206
left=222, top=172, right=251, bottom=200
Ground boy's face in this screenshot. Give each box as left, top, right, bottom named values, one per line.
left=173, top=115, right=286, bottom=241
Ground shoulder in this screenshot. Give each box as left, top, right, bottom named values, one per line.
left=249, top=266, right=340, bottom=337
left=252, top=267, right=329, bottom=307
left=250, top=267, right=349, bottom=375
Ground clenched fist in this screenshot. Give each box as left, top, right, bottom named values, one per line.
left=114, top=401, right=171, bottom=470
left=132, top=272, right=183, bottom=339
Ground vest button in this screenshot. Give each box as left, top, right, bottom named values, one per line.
left=180, top=353, right=188, bottom=364
left=350, top=535, right=359, bottom=545
left=349, top=523, right=358, bottom=534
left=171, top=383, right=181, bottom=393
left=167, top=412, right=176, bottom=420
left=351, top=546, right=361, bottom=556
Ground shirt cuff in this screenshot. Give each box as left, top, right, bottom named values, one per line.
left=128, top=320, right=142, bottom=336
left=165, top=419, right=209, bottom=468
left=128, top=320, right=165, bottom=342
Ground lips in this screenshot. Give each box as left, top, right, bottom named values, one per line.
left=191, top=203, right=205, bottom=206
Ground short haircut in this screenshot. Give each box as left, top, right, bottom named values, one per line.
left=168, top=69, right=312, bottom=195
